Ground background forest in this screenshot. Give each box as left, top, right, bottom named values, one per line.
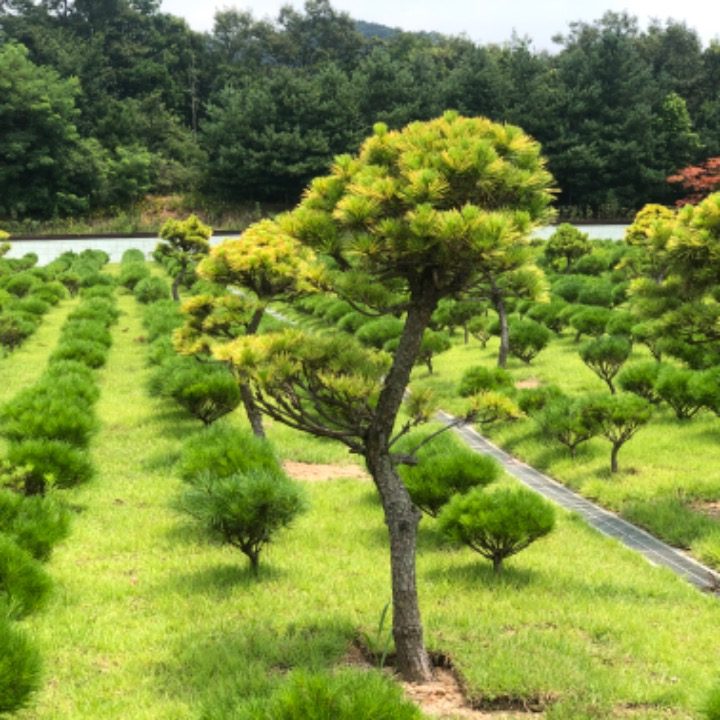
left=0, top=0, right=718, bottom=222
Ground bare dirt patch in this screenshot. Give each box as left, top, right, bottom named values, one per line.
left=515, top=378, right=542, bottom=390
left=340, top=642, right=542, bottom=719
left=282, top=461, right=369, bottom=483
left=690, top=500, right=720, bottom=521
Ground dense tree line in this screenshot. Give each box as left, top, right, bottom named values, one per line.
left=1, top=0, right=719, bottom=219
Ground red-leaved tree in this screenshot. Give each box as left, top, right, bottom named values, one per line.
left=667, top=157, right=720, bottom=206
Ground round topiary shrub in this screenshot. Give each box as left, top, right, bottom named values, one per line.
left=0, top=618, right=42, bottom=714
left=617, top=361, right=664, bottom=404
left=30, top=281, right=67, bottom=305
left=3, top=272, right=37, bottom=298
left=337, top=311, right=369, bottom=334
left=0, top=489, right=70, bottom=561
left=355, top=316, right=403, bottom=349
left=60, top=320, right=112, bottom=349
left=605, top=310, right=635, bottom=337
left=655, top=366, right=704, bottom=420
left=50, top=338, right=108, bottom=368
left=0, top=386, right=98, bottom=447
left=141, top=299, right=183, bottom=341
left=508, top=318, right=551, bottom=364
left=178, top=424, right=282, bottom=482
left=579, top=334, right=632, bottom=394
left=0, top=313, right=37, bottom=352
left=569, top=306, right=611, bottom=341
left=458, top=365, right=514, bottom=397
left=121, top=248, right=146, bottom=264
left=134, top=276, right=171, bottom=304
left=176, top=468, right=307, bottom=573
left=169, top=365, right=241, bottom=425
left=438, top=485, right=556, bottom=572
left=572, top=252, right=610, bottom=276
left=12, top=297, right=50, bottom=317
left=551, top=274, right=586, bottom=303
left=398, top=431, right=501, bottom=517
left=576, top=278, right=613, bottom=308
left=118, top=262, right=151, bottom=291
left=0, top=535, right=52, bottom=618
left=80, top=284, right=116, bottom=299
left=7, top=439, right=95, bottom=495
left=255, top=668, right=423, bottom=720
left=68, top=297, right=119, bottom=325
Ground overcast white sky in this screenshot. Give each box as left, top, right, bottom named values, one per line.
left=160, top=0, right=720, bottom=49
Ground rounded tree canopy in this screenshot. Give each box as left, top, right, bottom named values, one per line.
left=197, top=218, right=320, bottom=298
left=277, top=111, right=556, bottom=296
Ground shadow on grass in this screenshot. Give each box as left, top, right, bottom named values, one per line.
left=159, top=619, right=356, bottom=716
left=172, top=562, right=288, bottom=597
left=140, top=449, right=180, bottom=472
left=424, top=559, right=535, bottom=589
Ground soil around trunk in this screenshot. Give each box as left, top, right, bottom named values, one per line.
left=282, top=460, right=369, bottom=482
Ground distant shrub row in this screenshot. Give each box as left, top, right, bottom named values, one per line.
left=0, top=261, right=117, bottom=714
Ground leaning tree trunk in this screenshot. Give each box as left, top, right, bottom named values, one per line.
left=171, top=267, right=185, bottom=302
left=493, top=291, right=510, bottom=369
left=364, top=283, right=439, bottom=682
left=240, top=308, right=267, bottom=437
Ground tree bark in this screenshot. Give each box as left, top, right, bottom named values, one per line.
left=240, top=307, right=267, bottom=437
left=494, top=292, right=510, bottom=369
left=610, top=442, right=621, bottom=473
left=171, top=271, right=183, bottom=302
left=240, top=382, right=265, bottom=438
left=364, top=284, right=439, bottom=682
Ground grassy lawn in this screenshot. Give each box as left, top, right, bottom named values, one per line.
left=4, top=288, right=720, bottom=719
left=411, top=330, right=720, bottom=569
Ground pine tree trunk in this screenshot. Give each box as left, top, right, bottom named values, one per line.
left=364, top=283, right=439, bottom=682
left=240, top=307, right=267, bottom=437
left=610, top=442, right=621, bottom=473
left=171, top=271, right=183, bottom=302
left=494, top=293, right=510, bottom=369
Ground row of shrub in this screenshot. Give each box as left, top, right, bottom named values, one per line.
left=287, top=295, right=558, bottom=572
left=132, top=257, right=241, bottom=426
left=0, top=261, right=117, bottom=714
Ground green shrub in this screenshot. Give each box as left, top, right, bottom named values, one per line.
left=0, top=535, right=52, bottom=618
left=337, top=311, right=369, bottom=333
left=617, top=362, right=664, bottom=404
left=458, top=365, right=513, bottom=397
left=355, top=316, right=403, bottom=349
left=544, top=225, right=591, bottom=273
left=176, top=469, right=307, bottom=573
left=147, top=336, right=175, bottom=366
left=570, top=306, right=611, bottom=341
left=41, top=364, right=99, bottom=405
left=573, top=253, right=610, bottom=276
left=516, top=384, right=564, bottom=414
left=605, top=310, right=635, bottom=337
left=78, top=248, right=109, bottom=266
left=80, top=284, right=116, bottom=299
left=178, top=424, right=281, bottom=482
left=551, top=275, right=586, bottom=302
left=60, top=320, right=112, bottom=349
left=0, top=618, right=42, bottom=713
left=57, top=270, right=81, bottom=295
left=253, top=669, right=423, bottom=720
left=141, top=299, right=183, bottom=341
left=0, top=489, right=70, bottom=560
left=3, top=272, right=37, bottom=298
left=121, top=248, right=146, bottom=264
left=12, top=296, right=50, bottom=316
left=118, top=262, right=151, bottom=290
left=579, top=335, right=632, bottom=394
left=7, top=440, right=95, bottom=494
left=68, top=297, right=119, bottom=325
left=0, top=313, right=36, bottom=352
left=51, top=338, right=108, bottom=368
left=321, top=299, right=353, bottom=323
left=508, top=318, right=551, bottom=364
left=688, top=368, right=720, bottom=416
left=398, top=431, right=500, bottom=517
left=526, top=300, right=569, bottom=333
left=438, top=485, right=556, bottom=572
left=169, top=365, right=241, bottom=425
left=536, top=395, right=603, bottom=457
left=134, top=276, right=171, bottom=304
left=655, top=366, right=705, bottom=420
left=0, top=387, right=98, bottom=447
left=78, top=271, right=115, bottom=288
left=576, top=279, right=613, bottom=307
left=30, top=281, right=66, bottom=305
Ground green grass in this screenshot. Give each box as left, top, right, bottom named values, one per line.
left=4, top=293, right=720, bottom=719
left=411, top=329, right=720, bottom=568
